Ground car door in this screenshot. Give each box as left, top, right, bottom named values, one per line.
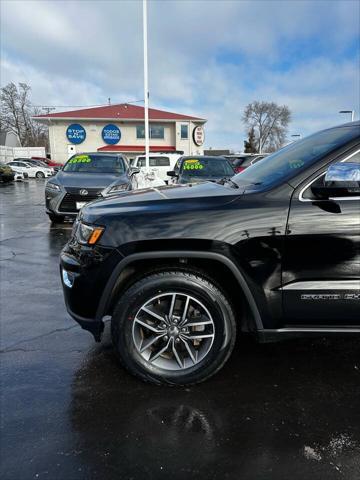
left=282, top=148, right=360, bottom=326
left=11, top=162, right=25, bottom=173
left=19, top=162, right=34, bottom=176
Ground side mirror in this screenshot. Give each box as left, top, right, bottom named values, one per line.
left=130, top=167, right=140, bottom=175
left=167, top=170, right=178, bottom=177
left=312, top=162, right=360, bottom=199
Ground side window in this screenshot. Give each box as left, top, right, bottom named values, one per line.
left=138, top=157, right=146, bottom=167
left=174, top=159, right=182, bottom=173
left=344, top=151, right=360, bottom=163
left=181, top=125, right=188, bottom=139
left=150, top=157, right=170, bottom=167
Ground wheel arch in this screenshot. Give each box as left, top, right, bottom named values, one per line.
left=96, top=250, right=263, bottom=331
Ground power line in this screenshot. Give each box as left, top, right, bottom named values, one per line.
left=34, top=99, right=145, bottom=109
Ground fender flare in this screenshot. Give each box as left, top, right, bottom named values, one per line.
left=95, top=250, right=264, bottom=330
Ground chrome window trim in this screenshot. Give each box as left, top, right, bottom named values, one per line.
left=299, top=148, right=360, bottom=202
left=281, top=280, right=360, bottom=291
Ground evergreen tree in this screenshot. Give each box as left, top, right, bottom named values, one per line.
left=244, top=127, right=257, bottom=153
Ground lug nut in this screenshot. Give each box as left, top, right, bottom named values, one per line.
left=173, top=319, right=178, bottom=324
left=175, top=338, right=181, bottom=343
left=182, top=328, right=187, bottom=332
left=161, top=323, right=166, bottom=329
left=164, top=335, right=168, bottom=341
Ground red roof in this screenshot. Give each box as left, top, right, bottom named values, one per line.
left=97, top=145, right=176, bottom=152
left=35, top=103, right=205, bottom=121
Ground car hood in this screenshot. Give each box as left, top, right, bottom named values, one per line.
left=54, top=170, right=128, bottom=190
left=81, top=181, right=241, bottom=222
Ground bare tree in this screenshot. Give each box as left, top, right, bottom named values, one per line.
left=243, top=101, right=291, bottom=153
left=0, top=82, right=48, bottom=149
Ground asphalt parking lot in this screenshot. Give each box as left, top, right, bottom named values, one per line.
left=1, top=179, right=360, bottom=480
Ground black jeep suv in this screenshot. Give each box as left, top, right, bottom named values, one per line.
left=61, top=122, right=360, bottom=385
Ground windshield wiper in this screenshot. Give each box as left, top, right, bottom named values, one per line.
left=218, top=177, right=239, bottom=189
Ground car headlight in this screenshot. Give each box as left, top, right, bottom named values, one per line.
left=76, top=222, right=104, bottom=245
left=108, top=183, right=129, bottom=194
left=46, top=181, right=60, bottom=191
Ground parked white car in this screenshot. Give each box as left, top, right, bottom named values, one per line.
left=132, top=153, right=182, bottom=183
left=7, top=160, right=52, bottom=178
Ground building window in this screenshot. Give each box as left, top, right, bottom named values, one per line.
left=136, top=125, right=145, bottom=139
left=150, top=126, right=164, bottom=139
left=181, top=124, right=188, bottom=139
left=136, top=125, right=165, bottom=139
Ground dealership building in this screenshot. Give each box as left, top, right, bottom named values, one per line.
left=35, top=104, right=206, bottom=163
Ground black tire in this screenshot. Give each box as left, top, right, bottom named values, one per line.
left=48, top=213, right=64, bottom=223
left=111, top=270, right=236, bottom=386
left=36, top=171, right=45, bottom=178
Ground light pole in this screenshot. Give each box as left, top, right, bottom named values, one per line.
left=339, top=110, right=355, bottom=122
left=143, top=0, right=150, bottom=172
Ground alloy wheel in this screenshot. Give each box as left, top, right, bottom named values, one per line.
left=132, top=292, right=215, bottom=371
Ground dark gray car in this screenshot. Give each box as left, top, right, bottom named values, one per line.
left=45, top=152, right=139, bottom=223
left=167, top=155, right=235, bottom=184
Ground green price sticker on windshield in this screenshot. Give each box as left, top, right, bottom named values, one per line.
left=183, top=159, right=204, bottom=171
left=69, top=155, right=91, bottom=164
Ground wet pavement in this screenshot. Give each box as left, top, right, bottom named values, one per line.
left=1, top=179, right=360, bottom=480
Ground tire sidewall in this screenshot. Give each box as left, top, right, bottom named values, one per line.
left=112, top=272, right=236, bottom=385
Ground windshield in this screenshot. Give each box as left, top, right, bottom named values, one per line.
left=232, top=126, right=360, bottom=189
left=33, top=161, right=48, bottom=168
left=180, top=157, right=234, bottom=178
left=63, top=154, right=125, bottom=174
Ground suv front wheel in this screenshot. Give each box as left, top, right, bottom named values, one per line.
left=111, top=270, right=236, bottom=385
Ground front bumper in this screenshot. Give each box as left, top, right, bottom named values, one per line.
left=0, top=173, right=15, bottom=182
left=60, top=242, right=123, bottom=340
left=46, top=187, right=103, bottom=217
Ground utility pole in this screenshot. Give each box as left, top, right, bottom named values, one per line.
left=143, top=0, right=150, bottom=171
left=42, top=107, right=56, bottom=115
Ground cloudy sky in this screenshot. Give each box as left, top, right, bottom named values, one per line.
left=1, top=0, right=359, bottom=150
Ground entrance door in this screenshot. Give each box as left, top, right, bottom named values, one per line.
left=282, top=149, right=360, bottom=326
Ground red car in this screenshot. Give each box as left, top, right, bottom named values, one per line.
left=226, top=154, right=267, bottom=173
left=31, top=156, right=62, bottom=170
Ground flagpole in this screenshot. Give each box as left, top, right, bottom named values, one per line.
left=143, top=0, right=150, bottom=172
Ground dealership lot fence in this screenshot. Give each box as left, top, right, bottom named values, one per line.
left=0, top=146, right=46, bottom=163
